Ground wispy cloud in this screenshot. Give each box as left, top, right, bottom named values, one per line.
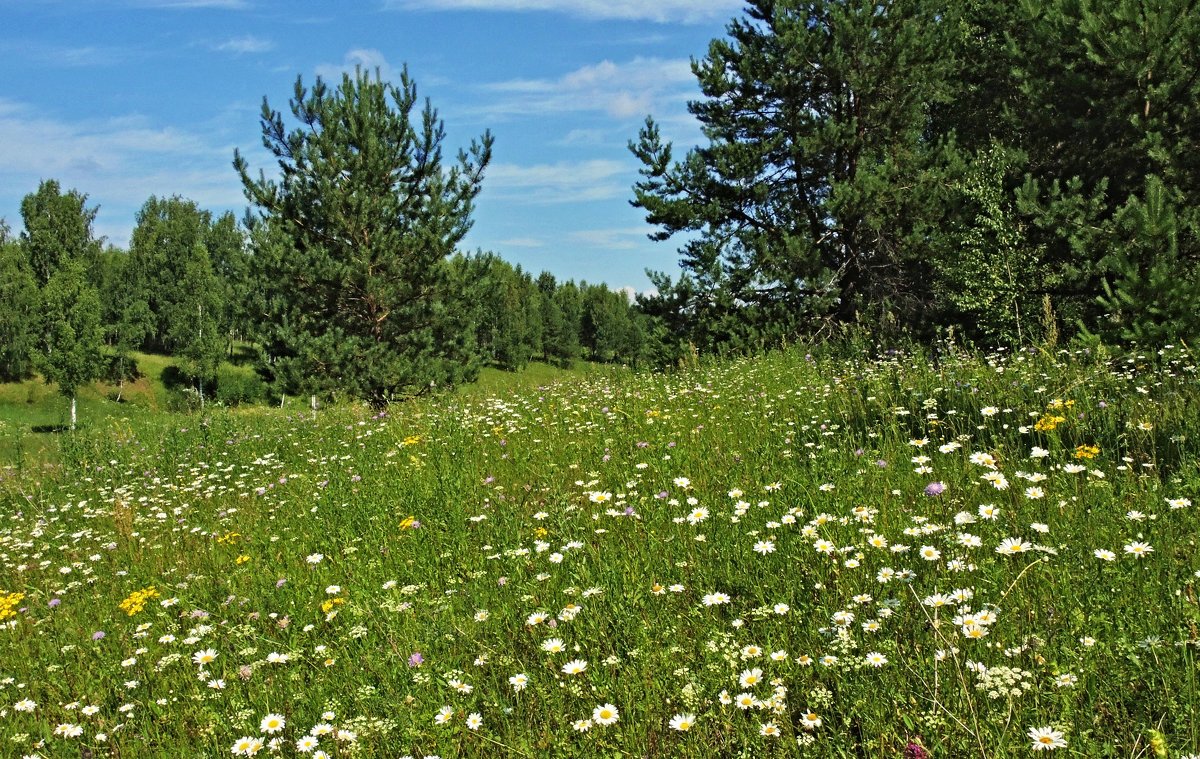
left=215, top=35, right=274, bottom=54
left=131, top=0, right=250, bottom=8
left=566, top=226, right=648, bottom=249
left=494, top=236, right=546, bottom=248
left=384, top=0, right=740, bottom=24
left=315, top=48, right=399, bottom=84
left=486, top=159, right=628, bottom=204
left=478, top=57, right=694, bottom=121
left=0, top=99, right=249, bottom=247
left=0, top=40, right=134, bottom=68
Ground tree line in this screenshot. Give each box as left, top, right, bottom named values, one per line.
left=0, top=177, right=648, bottom=417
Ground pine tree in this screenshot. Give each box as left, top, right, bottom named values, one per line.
left=630, top=0, right=954, bottom=349
left=235, top=67, right=493, bottom=404
left=1093, top=176, right=1200, bottom=343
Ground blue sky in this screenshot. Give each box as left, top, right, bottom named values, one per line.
left=0, top=0, right=744, bottom=292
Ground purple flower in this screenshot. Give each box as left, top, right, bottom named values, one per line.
left=276, top=578, right=287, bottom=588
left=408, top=652, right=424, bottom=668
left=497, top=576, right=508, bottom=586
left=905, top=742, right=930, bottom=759
left=924, top=482, right=946, bottom=497
left=92, top=631, right=106, bottom=641
left=854, top=448, right=865, bottom=457
left=875, top=459, right=889, bottom=468
left=48, top=598, right=61, bottom=608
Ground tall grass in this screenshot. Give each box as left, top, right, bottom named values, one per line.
left=1, top=343, right=1198, bottom=757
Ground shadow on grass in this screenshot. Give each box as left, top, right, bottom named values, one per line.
left=31, top=424, right=71, bottom=434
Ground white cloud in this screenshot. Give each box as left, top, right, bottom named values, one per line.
left=215, top=35, right=274, bottom=54
left=315, top=48, right=399, bottom=84
left=485, top=159, right=627, bottom=204
left=566, top=226, right=648, bottom=250
left=0, top=99, right=249, bottom=248
left=494, top=236, right=546, bottom=248
left=479, top=57, right=695, bottom=121
left=384, top=0, right=740, bottom=23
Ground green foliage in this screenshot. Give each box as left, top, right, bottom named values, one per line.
left=35, top=258, right=105, bottom=401
left=19, top=179, right=101, bottom=287
left=235, top=67, right=493, bottom=404
left=630, top=0, right=954, bottom=350
left=214, top=364, right=267, bottom=406
left=631, top=0, right=1200, bottom=352
left=0, top=226, right=40, bottom=381
left=1093, top=176, right=1200, bottom=343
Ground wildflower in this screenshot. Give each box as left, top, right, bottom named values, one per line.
left=702, top=592, right=730, bottom=606
left=919, top=546, right=941, bottom=561
left=541, top=638, right=566, bottom=653
left=296, top=736, right=320, bottom=753
left=1028, top=726, right=1067, bottom=751
left=466, top=712, right=483, bottom=730
left=760, top=722, right=781, bottom=737
left=669, top=713, right=696, bottom=731
left=192, top=649, right=218, bottom=666
left=572, top=719, right=593, bottom=732
left=14, top=699, right=36, bottom=712
left=1025, top=486, right=1045, bottom=500
left=1124, top=542, right=1153, bottom=558
left=562, top=659, right=587, bottom=675
left=739, top=668, right=763, bottom=687
left=306, top=553, right=324, bottom=564
left=260, top=714, right=286, bottom=734
left=864, top=652, right=888, bottom=667
left=54, top=723, right=85, bottom=738
left=1094, top=549, right=1116, bottom=561
left=434, top=706, right=454, bottom=725
left=996, top=538, right=1032, bottom=555
left=266, top=652, right=290, bottom=664
left=592, top=704, right=619, bottom=726
left=509, top=673, right=528, bottom=692
left=800, top=711, right=822, bottom=729
left=231, top=737, right=263, bottom=756
left=753, top=540, right=776, bottom=555
left=924, top=482, right=945, bottom=497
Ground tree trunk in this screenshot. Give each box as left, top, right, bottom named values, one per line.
left=70, top=395, right=77, bottom=431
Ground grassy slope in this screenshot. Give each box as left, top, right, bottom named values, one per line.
left=0, top=356, right=601, bottom=470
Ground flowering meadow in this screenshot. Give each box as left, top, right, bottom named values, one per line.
left=2, top=344, right=1199, bottom=758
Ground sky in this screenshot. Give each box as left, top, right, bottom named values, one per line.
left=0, top=0, right=745, bottom=292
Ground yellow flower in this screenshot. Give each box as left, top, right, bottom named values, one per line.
left=1034, top=414, right=1066, bottom=432
left=399, top=515, right=417, bottom=530
left=0, top=591, right=25, bottom=621
left=118, top=587, right=159, bottom=617
left=1073, top=444, right=1100, bottom=459
left=235, top=555, right=251, bottom=565
left=534, top=527, right=549, bottom=538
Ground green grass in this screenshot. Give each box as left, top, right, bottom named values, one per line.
left=1, top=344, right=1199, bottom=757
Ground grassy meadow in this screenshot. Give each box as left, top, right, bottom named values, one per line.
left=1, top=343, right=1199, bottom=757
